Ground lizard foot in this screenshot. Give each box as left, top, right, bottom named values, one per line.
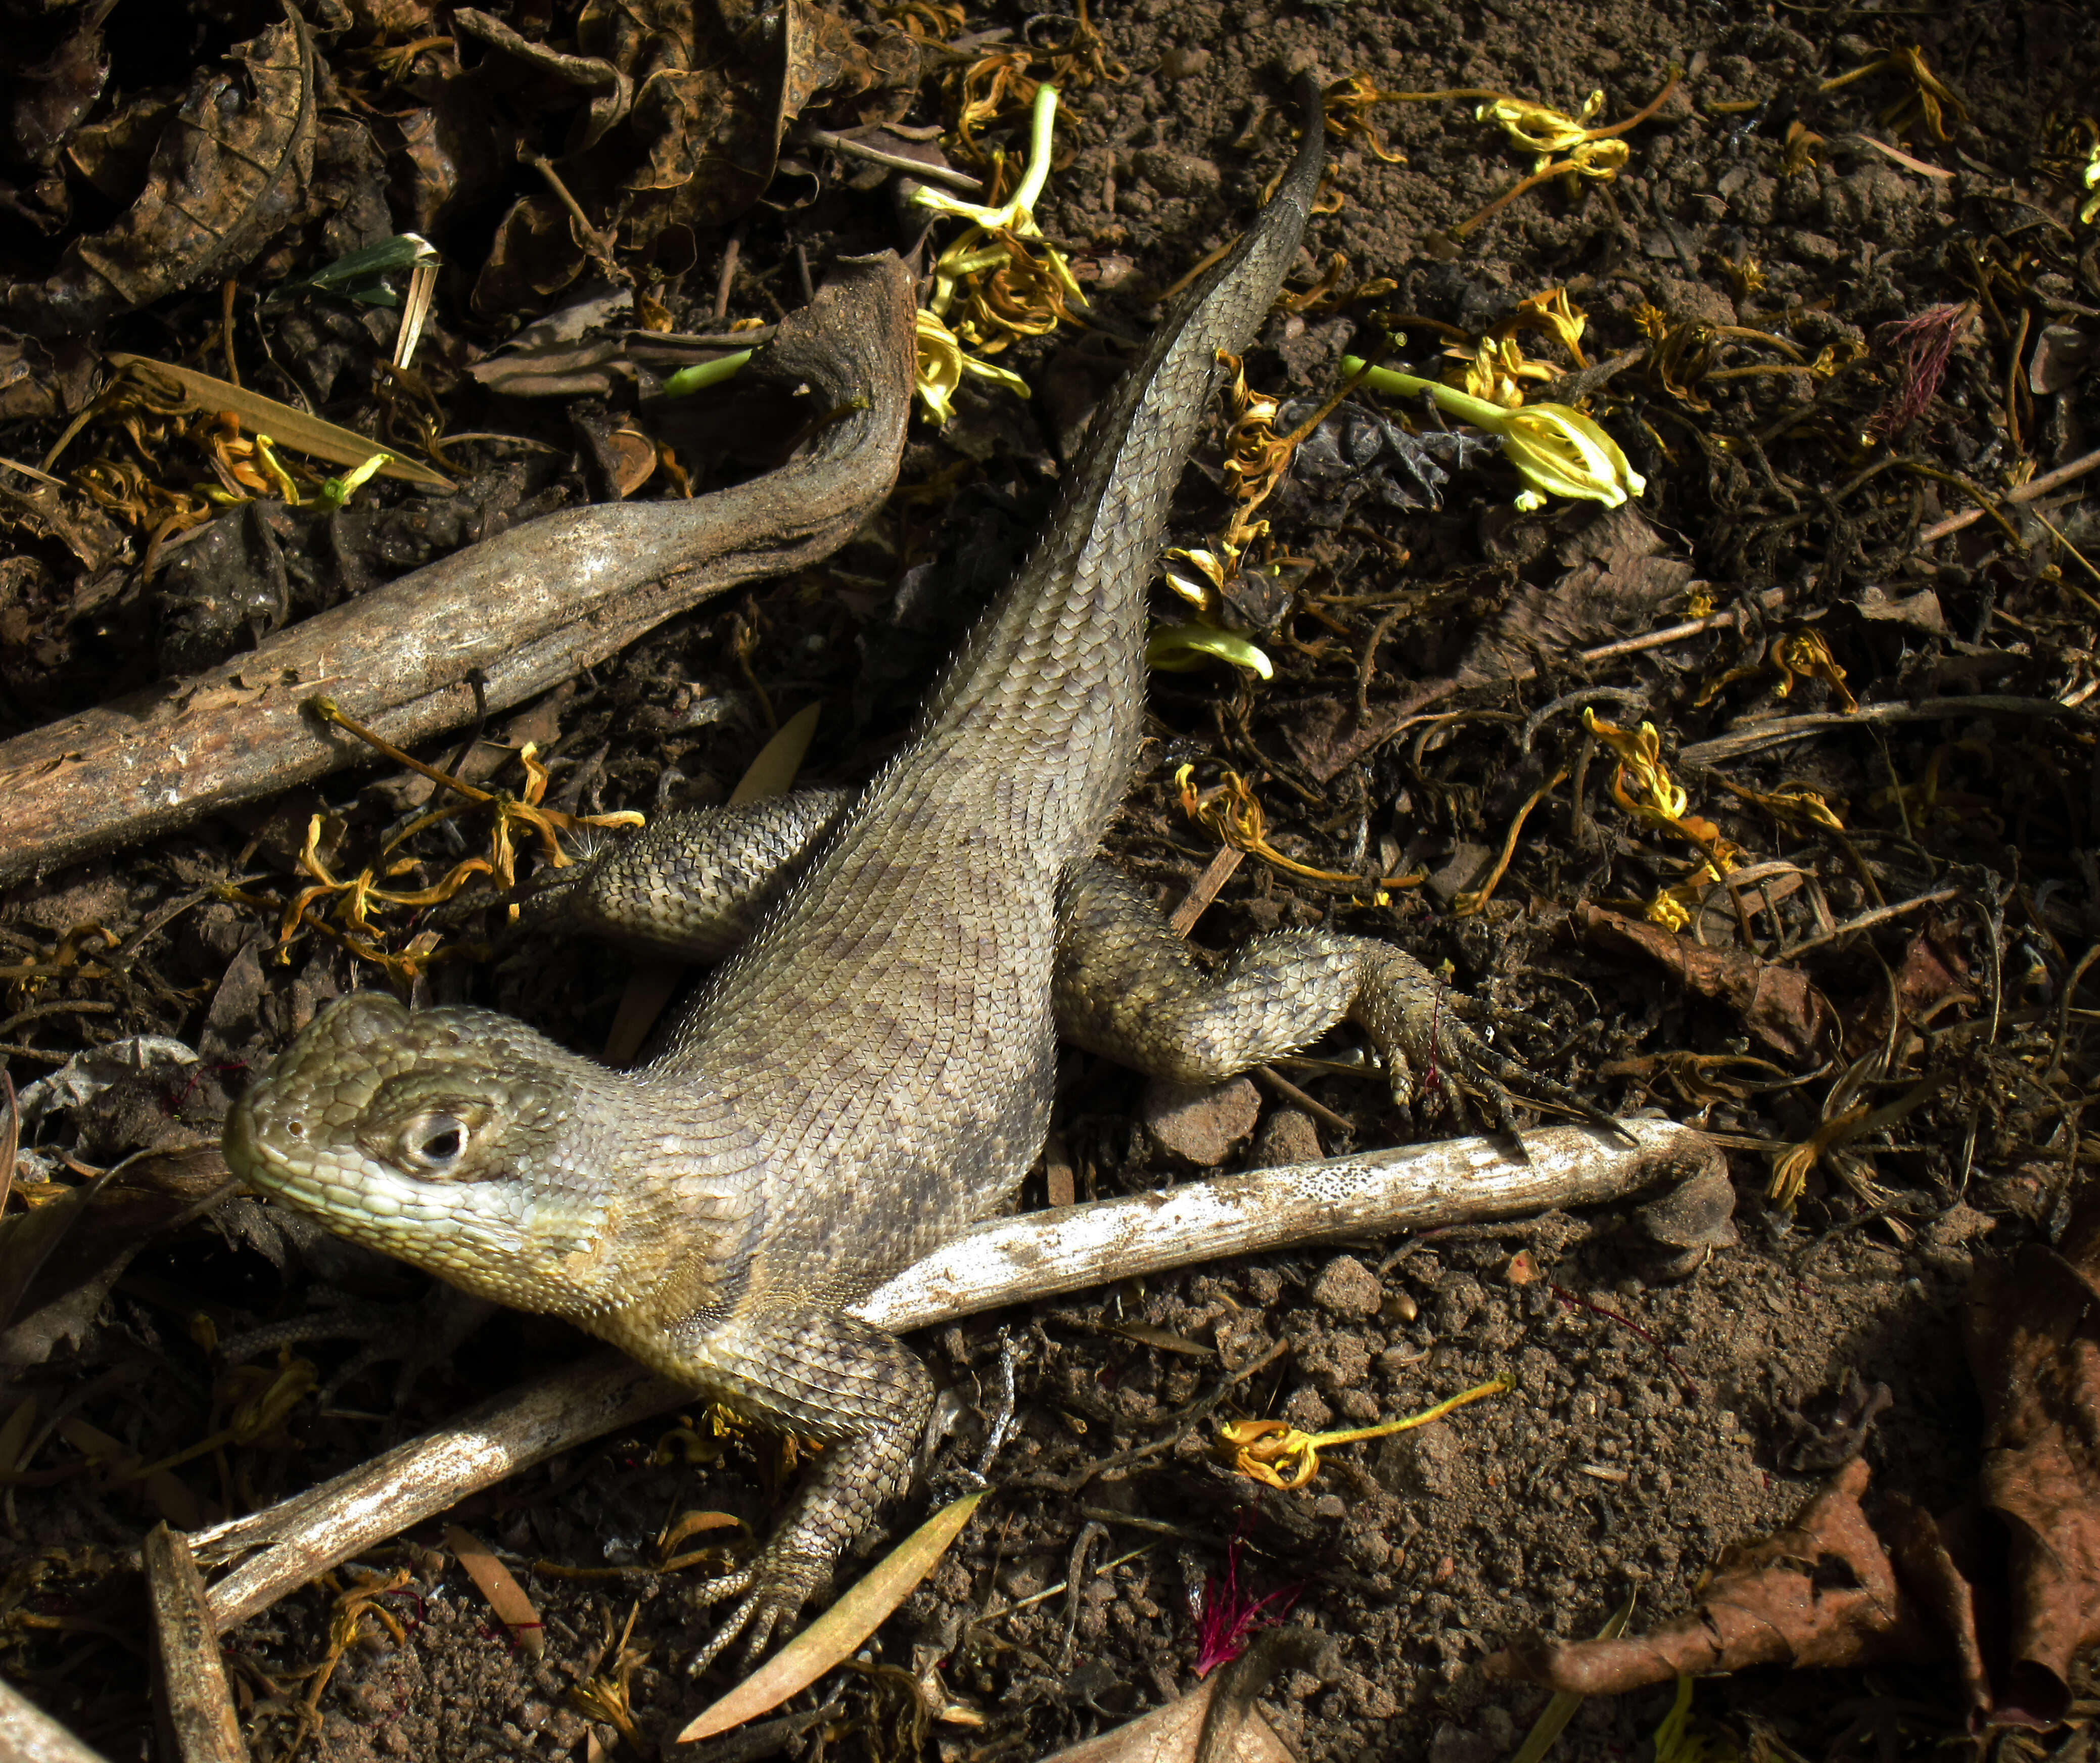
left=1358, top=946, right=1631, bottom=1147
left=684, top=1544, right=829, bottom=1674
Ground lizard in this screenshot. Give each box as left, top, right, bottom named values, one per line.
left=222, top=75, right=1623, bottom=1670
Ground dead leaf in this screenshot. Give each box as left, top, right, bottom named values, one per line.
left=453, top=8, right=634, bottom=151
left=1577, top=904, right=1836, bottom=1060
left=1856, top=584, right=1949, bottom=635
left=608, top=425, right=659, bottom=496
left=5, top=1, right=317, bottom=335
left=1845, top=920, right=1974, bottom=1058
left=1485, top=1458, right=1932, bottom=1694
left=0, top=1169, right=109, bottom=1337
left=1963, top=1192, right=2100, bottom=1726
left=678, top=1488, right=983, bottom=1742
left=65, top=92, right=180, bottom=206
left=1489, top=1193, right=2100, bottom=1729
left=445, top=1524, right=546, bottom=1657
left=470, top=195, right=593, bottom=318
left=59, top=1415, right=215, bottom=1529
left=728, top=700, right=822, bottom=805
left=390, top=77, right=519, bottom=236
left=1039, top=1629, right=1322, bottom=1763
left=659, top=1509, right=743, bottom=1564
left=1106, top=1321, right=1215, bottom=1357
left=2027, top=324, right=2092, bottom=396
left=9, top=0, right=113, bottom=176
left=1458, top=503, right=1695, bottom=687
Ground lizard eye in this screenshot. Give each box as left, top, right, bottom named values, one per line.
left=400, top=1113, right=469, bottom=1171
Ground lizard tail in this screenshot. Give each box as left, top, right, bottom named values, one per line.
left=914, top=74, right=1329, bottom=816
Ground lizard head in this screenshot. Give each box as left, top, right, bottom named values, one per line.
left=224, top=992, right=679, bottom=1322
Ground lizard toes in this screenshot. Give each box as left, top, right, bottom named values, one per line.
left=684, top=1570, right=758, bottom=1676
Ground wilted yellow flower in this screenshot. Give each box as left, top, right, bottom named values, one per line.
left=914, top=308, right=1030, bottom=426
left=1145, top=624, right=1273, bottom=678
left=1341, top=358, right=1645, bottom=509
left=913, top=82, right=1060, bottom=235
left=1500, top=402, right=1647, bottom=510
left=1508, top=286, right=1589, bottom=366
left=1477, top=90, right=1605, bottom=165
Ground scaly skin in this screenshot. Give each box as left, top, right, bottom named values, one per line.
left=224, top=79, right=1621, bottom=1668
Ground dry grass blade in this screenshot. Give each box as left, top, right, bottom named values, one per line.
left=102, top=353, right=452, bottom=487
left=729, top=701, right=822, bottom=806
left=445, top=1523, right=545, bottom=1657
left=677, top=1489, right=985, bottom=1741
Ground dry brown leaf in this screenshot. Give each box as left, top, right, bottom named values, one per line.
left=1490, top=1193, right=2100, bottom=1730
left=8, top=0, right=113, bottom=182
left=454, top=8, right=634, bottom=150
left=1485, top=1458, right=1931, bottom=1694
left=1844, top=920, right=1974, bottom=1059
left=1963, top=1192, right=2100, bottom=1726
left=445, top=1523, right=546, bottom=1658
left=1577, top=904, right=1836, bottom=1060
left=728, top=700, right=822, bottom=805
left=608, top=425, right=659, bottom=497
left=1039, top=1629, right=1321, bottom=1763
left=659, top=1509, right=743, bottom=1560
left=471, top=196, right=594, bottom=317
left=5, top=1, right=317, bottom=335
left=678, top=1488, right=983, bottom=1742
left=1456, top=503, right=1695, bottom=688
left=58, top=1417, right=215, bottom=1530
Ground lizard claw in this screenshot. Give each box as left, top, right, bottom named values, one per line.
left=685, top=1547, right=827, bottom=1675
left=1359, top=946, right=1630, bottom=1146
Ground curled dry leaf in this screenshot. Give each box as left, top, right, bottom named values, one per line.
left=1843, top=921, right=1974, bottom=1060
left=1577, top=903, right=1835, bottom=1061
left=4, top=0, right=317, bottom=336
left=1038, top=1629, right=1323, bottom=1763
left=1485, top=1457, right=1932, bottom=1694
left=1962, top=1191, right=2100, bottom=1725
left=1490, top=1190, right=2100, bottom=1731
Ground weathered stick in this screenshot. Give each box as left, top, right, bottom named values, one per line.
left=0, top=255, right=915, bottom=886
left=194, top=1118, right=1712, bottom=1631
left=0, top=1675, right=113, bottom=1762
left=1916, top=441, right=2100, bottom=544
left=145, top=1525, right=249, bottom=1763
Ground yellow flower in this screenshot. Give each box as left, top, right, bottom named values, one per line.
left=1501, top=402, right=1647, bottom=509
left=913, top=308, right=1029, bottom=426
left=912, top=83, right=1060, bottom=235
left=1476, top=91, right=1605, bottom=165
left=1145, top=623, right=1272, bottom=678
left=1342, top=358, right=1645, bottom=508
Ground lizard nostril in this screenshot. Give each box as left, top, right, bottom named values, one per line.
left=285, top=1120, right=306, bottom=1140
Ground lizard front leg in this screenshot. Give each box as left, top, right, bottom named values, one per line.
left=651, top=1304, right=934, bottom=1672
left=521, top=787, right=853, bottom=962
left=1053, top=861, right=1627, bottom=1140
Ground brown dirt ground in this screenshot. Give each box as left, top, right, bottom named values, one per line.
left=2, top=0, right=2098, bottom=1758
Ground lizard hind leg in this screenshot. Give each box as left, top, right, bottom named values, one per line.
left=1051, top=860, right=1627, bottom=1143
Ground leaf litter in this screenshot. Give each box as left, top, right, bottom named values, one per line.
left=0, top=0, right=2098, bottom=1755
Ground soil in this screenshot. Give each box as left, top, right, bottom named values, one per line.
left=2, top=0, right=2097, bottom=1759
